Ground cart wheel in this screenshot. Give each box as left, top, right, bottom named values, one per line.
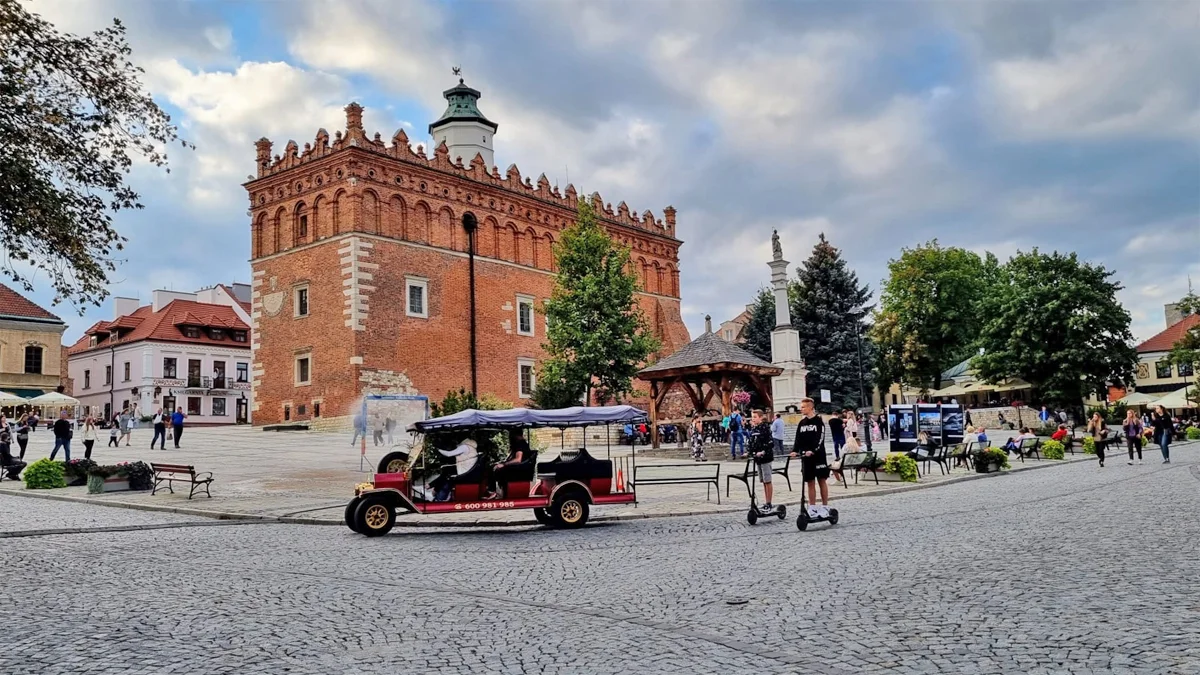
left=354, top=495, right=395, bottom=537
left=796, top=511, right=809, bottom=531
left=828, top=508, right=839, bottom=526
left=776, top=504, right=787, bottom=520
left=551, top=490, right=589, bottom=528
left=533, top=508, right=552, bottom=526
left=344, top=496, right=363, bottom=533
left=747, top=508, right=758, bottom=526
left=376, top=451, right=409, bottom=475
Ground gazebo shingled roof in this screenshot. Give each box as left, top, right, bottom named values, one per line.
left=636, top=316, right=782, bottom=448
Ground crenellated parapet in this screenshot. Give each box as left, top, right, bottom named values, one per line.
left=249, top=102, right=677, bottom=239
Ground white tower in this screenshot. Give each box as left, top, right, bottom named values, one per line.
left=768, top=230, right=808, bottom=411
left=428, top=77, right=498, bottom=170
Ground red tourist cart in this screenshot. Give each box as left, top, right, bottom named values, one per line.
left=344, top=405, right=644, bottom=536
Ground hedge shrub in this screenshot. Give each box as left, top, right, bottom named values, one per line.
left=23, top=458, right=66, bottom=490
left=1041, top=439, right=1065, bottom=460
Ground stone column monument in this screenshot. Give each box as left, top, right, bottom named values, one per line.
left=769, top=230, right=807, bottom=412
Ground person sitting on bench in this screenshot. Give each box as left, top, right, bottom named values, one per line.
left=486, top=429, right=531, bottom=499
left=830, top=433, right=859, bottom=484
left=1011, top=427, right=1037, bottom=456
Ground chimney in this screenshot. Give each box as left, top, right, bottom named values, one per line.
left=113, top=297, right=140, bottom=320
left=704, top=314, right=712, bottom=334
left=345, top=102, right=364, bottom=132
left=152, top=289, right=197, bottom=313
left=1165, top=302, right=1185, bottom=328
left=254, top=137, right=273, bottom=176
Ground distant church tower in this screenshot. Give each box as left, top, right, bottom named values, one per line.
left=428, top=77, right=498, bottom=170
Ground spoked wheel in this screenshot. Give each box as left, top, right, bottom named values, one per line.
left=796, top=510, right=810, bottom=531
left=828, top=508, right=839, bottom=526
left=376, top=451, right=409, bottom=475
left=344, top=496, right=363, bottom=533
left=533, top=508, right=553, bottom=526
left=551, top=491, right=589, bottom=528
left=747, top=508, right=759, bottom=526
left=776, top=504, right=787, bottom=520
left=353, top=495, right=396, bottom=537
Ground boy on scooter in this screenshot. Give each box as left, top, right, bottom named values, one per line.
left=790, top=397, right=830, bottom=520
left=748, top=409, right=775, bottom=511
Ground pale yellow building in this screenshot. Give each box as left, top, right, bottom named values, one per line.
left=0, top=283, right=67, bottom=400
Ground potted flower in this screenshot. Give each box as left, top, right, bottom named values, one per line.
left=972, top=447, right=1010, bottom=473
left=86, top=464, right=130, bottom=494
left=1041, top=439, right=1065, bottom=460
left=880, top=453, right=919, bottom=482
left=118, top=461, right=154, bottom=491
left=62, top=458, right=98, bottom=487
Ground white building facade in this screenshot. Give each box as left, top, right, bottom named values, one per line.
left=68, top=286, right=253, bottom=425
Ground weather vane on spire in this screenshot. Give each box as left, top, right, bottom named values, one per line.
left=452, top=65, right=463, bottom=83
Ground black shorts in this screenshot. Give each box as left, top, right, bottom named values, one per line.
left=801, top=456, right=830, bottom=481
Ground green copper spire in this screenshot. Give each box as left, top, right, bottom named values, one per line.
left=428, top=78, right=498, bottom=134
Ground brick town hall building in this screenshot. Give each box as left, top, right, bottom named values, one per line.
left=245, top=79, right=690, bottom=425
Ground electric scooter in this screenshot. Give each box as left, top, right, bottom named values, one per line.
left=744, top=455, right=786, bottom=525
left=795, top=452, right=838, bottom=531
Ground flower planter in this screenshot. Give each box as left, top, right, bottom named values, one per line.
left=87, top=475, right=131, bottom=494
left=975, top=462, right=1001, bottom=474
left=874, top=471, right=907, bottom=482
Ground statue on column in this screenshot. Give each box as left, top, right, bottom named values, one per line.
left=771, top=229, right=782, bottom=261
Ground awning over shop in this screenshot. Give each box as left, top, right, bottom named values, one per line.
left=1, top=388, right=44, bottom=398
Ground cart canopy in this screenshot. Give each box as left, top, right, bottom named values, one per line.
left=409, top=405, right=648, bottom=432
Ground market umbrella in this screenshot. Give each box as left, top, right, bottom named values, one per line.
left=0, top=391, right=29, bottom=405
left=1154, top=386, right=1197, bottom=410
left=26, top=391, right=81, bottom=407
left=930, top=383, right=969, bottom=398
left=1116, top=391, right=1161, bottom=407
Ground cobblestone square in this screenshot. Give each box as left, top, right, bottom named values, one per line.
left=2, top=441, right=1197, bottom=673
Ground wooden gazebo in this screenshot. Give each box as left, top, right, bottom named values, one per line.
left=637, top=316, right=783, bottom=448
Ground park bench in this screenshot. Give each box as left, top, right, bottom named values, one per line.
left=1013, top=437, right=1042, bottom=462
left=150, top=462, right=213, bottom=499
left=835, top=451, right=879, bottom=488
left=726, top=454, right=793, bottom=497
left=633, top=462, right=721, bottom=504
left=919, top=443, right=955, bottom=475
left=947, top=443, right=971, bottom=471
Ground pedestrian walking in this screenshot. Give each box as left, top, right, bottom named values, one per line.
left=49, top=410, right=72, bottom=461
left=385, top=416, right=396, bottom=445
left=1121, top=409, right=1143, bottom=465
left=728, top=409, right=745, bottom=459
left=828, top=411, right=846, bottom=459
left=122, top=409, right=135, bottom=446
left=1149, top=404, right=1172, bottom=463
left=108, top=420, right=120, bottom=446
left=690, top=414, right=706, bottom=461
left=150, top=408, right=167, bottom=449
left=14, top=413, right=29, bottom=460
left=844, top=410, right=860, bottom=447
left=371, top=414, right=384, bottom=446
left=771, top=412, right=785, bottom=460
left=1087, top=412, right=1109, bottom=468
left=350, top=412, right=366, bottom=446
left=117, top=408, right=131, bottom=446
left=28, top=412, right=39, bottom=433
left=171, top=407, right=186, bottom=448
left=81, top=416, right=98, bottom=459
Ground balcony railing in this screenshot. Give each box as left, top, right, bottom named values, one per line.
left=186, top=376, right=210, bottom=388
left=212, top=377, right=227, bottom=389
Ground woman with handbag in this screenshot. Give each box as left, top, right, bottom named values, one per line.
left=1121, top=409, right=1143, bottom=465
left=1087, top=412, right=1109, bottom=468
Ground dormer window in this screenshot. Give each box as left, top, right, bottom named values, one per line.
left=89, top=336, right=98, bottom=347
left=232, top=331, right=247, bottom=343
left=210, top=328, right=225, bottom=340
left=183, top=327, right=200, bottom=339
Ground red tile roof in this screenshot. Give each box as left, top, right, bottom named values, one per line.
left=218, top=284, right=252, bottom=314
left=1136, top=313, right=1199, bottom=353
left=68, top=299, right=250, bottom=355
left=0, top=283, right=62, bottom=322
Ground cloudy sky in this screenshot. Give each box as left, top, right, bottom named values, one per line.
left=18, top=0, right=1200, bottom=345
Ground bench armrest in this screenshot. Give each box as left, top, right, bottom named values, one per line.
left=194, top=472, right=213, bottom=481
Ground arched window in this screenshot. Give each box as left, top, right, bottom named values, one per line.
left=24, top=345, right=43, bottom=374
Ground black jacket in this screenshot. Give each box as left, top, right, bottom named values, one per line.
left=749, top=420, right=774, bottom=464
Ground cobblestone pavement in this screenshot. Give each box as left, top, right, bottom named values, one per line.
left=3, top=445, right=1197, bottom=673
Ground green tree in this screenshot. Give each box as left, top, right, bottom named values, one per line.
left=738, top=288, right=776, bottom=363
left=1166, top=290, right=1200, bottom=404
left=870, top=241, right=989, bottom=392
left=530, top=359, right=585, bottom=409
left=541, top=201, right=659, bottom=404
left=973, top=250, right=1138, bottom=409
left=1, top=1, right=188, bottom=307
left=789, top=234, right=873, bottom=413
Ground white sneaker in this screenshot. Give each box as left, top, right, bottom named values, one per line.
left=1137, top=460, right=1143, bottom=465
left=1127, top=461, right=1134, bottom=465
left=807, top=506, right=820, bottom=519
left=818, top=505, right=830, bottom=518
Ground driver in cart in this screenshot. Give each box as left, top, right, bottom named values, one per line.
left=486, top=429, right=531, bottom=500
left=431, top=437, right=478, bottom=501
